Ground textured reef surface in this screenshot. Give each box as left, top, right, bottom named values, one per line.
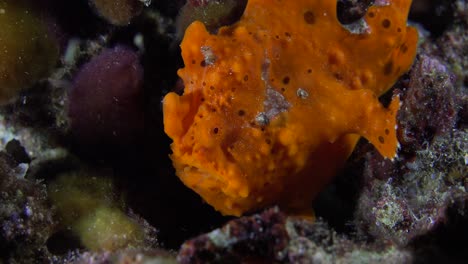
left=0, top=0, right=467, bottom=263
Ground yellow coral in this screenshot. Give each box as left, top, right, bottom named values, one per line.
left=76, top=207, right=144, bottom=251
left=163, top=0, right=418, bottom=216
left=49, top=172, right=145, bottom=251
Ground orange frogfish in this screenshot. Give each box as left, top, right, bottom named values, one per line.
left=163, top=0, right=418, bottom=216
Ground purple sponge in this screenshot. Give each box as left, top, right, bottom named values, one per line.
left=68, top=46, right=144, bottom=150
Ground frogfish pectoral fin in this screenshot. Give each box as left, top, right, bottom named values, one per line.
left=353, top=94, right=400, bottom=159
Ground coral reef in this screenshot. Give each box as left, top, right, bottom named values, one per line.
left=0, top=150, right=54, bottom=262
left=65, top=249, right=177, bottom=264
left=418, top=0, right=468, bottom=129
left=397, top=54, right=459, bottom=152
left=163, top=0, right=418, bottom=216
left=356, top=130, right=467, bottom=245
left=178, top=207, right=413, bottom=263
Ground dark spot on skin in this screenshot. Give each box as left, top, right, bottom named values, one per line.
left=244, top=75, right=249, bottom=81
left=285, top=32, right=291, bottom=37
left=368, top=12, right=375, bottom=18
left=382, top=19, right=391, bottom=28
left=360, top=74, right=369, bottom=85
left=265, top=139, right=271, bottom=144
left=213, top=127, right=219, bottom=134
left=202, top=82, right=206, bottom=86
left=384, top=61, right=393, bottom=75
left=282, top=76, right=290, bottom=84
left=385, top=128, right=390, bottom=135
left=201, top=97, right=205, bottom=102
left=397, top=27, right=402, bottom=33
left=304, top=11, right=315, bottom=24
left=307, top=69, right=312, bottom=74
left=210, top=86, right=215, bottom=90
left=221, top=27, right=235, bottom=36
left=200, top=60, right=206, bottom=67
left=191, top=60, right=196, bottom=64
left=275, top=35, right=280, bottom=39
left=281, top=87, right=286, bottom=92
left=328, top=53, right=341, bottom=65
left=378, top=136, right=385, bottom=144
left=238, top=110, right=245, bottom=116
left=190, top=81, right=194, bottom=84
left=334, top=72, right=343, bottom=80
left=400, top=44, right=408, bottom=53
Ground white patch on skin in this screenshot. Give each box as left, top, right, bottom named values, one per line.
left=296, top=88, right=309, bottom=99
left=257, top=57, right=291, bottom=124
left=255, top=112, right=269, bottom=126
left=341, top=18, right=371, bottom=35
left=201, top=46, right=217, bottom=65
left=264, top=88, right=291, bottom=120
left=374, top=0, right=391, bottom=6
left=261, top=58, right=271, bottom=82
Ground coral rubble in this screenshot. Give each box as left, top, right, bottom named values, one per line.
left=178, top=207, right=413, bottom=263
left=0, top=151, right=54, bottom=262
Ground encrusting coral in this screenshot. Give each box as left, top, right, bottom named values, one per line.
left=89, top=0, right=144, bottom=26
left=163, top=0, right=418, bottom=216
left=176, top=0, right=247, bottom=39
